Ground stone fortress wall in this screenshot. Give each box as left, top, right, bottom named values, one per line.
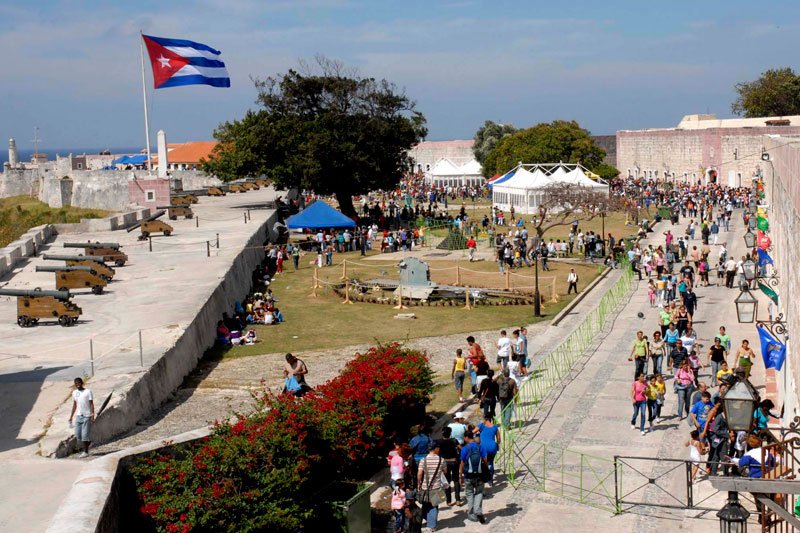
left=761, top=136, right=800, bottom=424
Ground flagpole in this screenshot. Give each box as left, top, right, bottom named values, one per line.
left=139, top=31, right=152, bottom=172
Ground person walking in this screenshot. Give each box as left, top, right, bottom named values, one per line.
left=438, top=428, right=462, bottom=507
left=567, top=268, right=579, bottom=294
left=68, top=377, right=95, bottom=457
left=475, top=415, right=500, bottom=486
left=451, top=349, right=467, bottom=402
left=674, top=359, right=695, bottom=420
left=496, top=330, right=511, bottom=370
left=735, top=339, right=755, bottom=380
left=496, top=368, right=518, bottom=428
left=460, top=432, right=487, bottom=524
left=650, top=331, right=666, bottom=375
left=478, top=369, right=499, bottom=419
left=417, top=441, right=445, bottom=531
left=705, top=338, right=728, bottom=386
left=630, top=373, right=648, bottom=436
left=628, top=331, right=650, bottom=379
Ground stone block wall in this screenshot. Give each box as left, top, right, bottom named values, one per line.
left=761, top=136, right=800, bottom=425
left=616, top=126, right=800, bottom=183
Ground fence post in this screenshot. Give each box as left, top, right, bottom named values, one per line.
left=340, top=259, right=347, bottom=280
left=505, top=270, right=510, bottom=290
left=311, top=267, right=319, bottom=297
left=342, top=279, right=353, bottom=305
left=206, top=241, right=210, bottom=257
left=244, top=212, right=248, bottom=224
left=139, top=330, right=144, bottom=367
left=196, top=216, right=199, bottom=228
left=89, top=338, right=94, bottom=377
left=464, top=285, right=471, bottom=310
left=149, top=236, right=152, bottom=252
left=216, top=233, right=219, bottom=248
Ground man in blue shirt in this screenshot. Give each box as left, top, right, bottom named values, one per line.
left=690, top=392, right=713, bottom=433
left=459, top=432, right=487, bottom=524
left=409, top=426, right=432, bottom=464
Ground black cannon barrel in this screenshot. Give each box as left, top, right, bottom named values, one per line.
left=156, top=205, right=191, bottom=210
left=147, top=209, right=166, bottom=221
left=42, top=254, right=105, bottom=263
left=36, top=265, right=95, bottom=273
left=0, top=287, right=71, bottom=300
left=63, top=242, right=121, bottom=250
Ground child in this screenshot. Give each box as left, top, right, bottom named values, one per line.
left=686, top=430, right=706, bottom=482
left=647, top=280, right=656, bottom=308
left=688, top=350, right=702, bottom=387
left=716, top=261, right=725, bottom=285
left=646, top=374, right=660, bottom=430
left=653, top=373, right=666, bottom=423
left=390, top=479, right=406, bottom=533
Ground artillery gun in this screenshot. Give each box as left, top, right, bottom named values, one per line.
left=158, top=205, right=194, bottom=220
left=36, top=265, right=107, bottom=295
left=208, top=186, right=226, bottom=196
left=42, top=254, right=115, bottom=281
left=254, top=178, right=269, bottom=187
left=171, top=194, right=199, bottom=206
left=0, top=287, right=82, bottom=327
left=241, top=181, right=259, bottom=191
left=228, top=184, right=245, bottom=193
left=63, top=242, right=128, bottom=266
left=126, top=210, right=173, bottom=239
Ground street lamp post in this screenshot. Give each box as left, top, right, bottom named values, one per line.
left=743, top=228, right=756, bottom=249
left=717, top=491, right=750, bottom=532
left=734, top=287, right=759, bottom=324
left=533, top=250, right=541, bottom=317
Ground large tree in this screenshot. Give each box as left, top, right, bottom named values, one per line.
left=731, top=67, right=800, bottom=117
left=482, top=120, right=606, bottom=178
left=529, top=182, right=621, bottom=239
left=472, top=120, right=517, bottom=166
left=202, top=58, right=427, bottom=217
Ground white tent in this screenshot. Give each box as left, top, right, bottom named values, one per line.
left=492, top=163, right=608, bottom=214
left=427, top=157, right=485, bottom=188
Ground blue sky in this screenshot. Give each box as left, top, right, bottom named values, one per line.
left=2, top=0, right=800, bottom=150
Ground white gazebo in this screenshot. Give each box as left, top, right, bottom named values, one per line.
left=427, top=158, right=485, bottom=188
left=491, top=163, right=608, bottom=214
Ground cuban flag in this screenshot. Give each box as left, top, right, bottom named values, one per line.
left=142, top=34, right=230, bottom=89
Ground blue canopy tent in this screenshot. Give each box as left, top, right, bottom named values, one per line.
left=111, top=154, right=148, bottom=166
left=487, top=167, right=517, bottom=189
left=285, top=201, right=356, bottom=229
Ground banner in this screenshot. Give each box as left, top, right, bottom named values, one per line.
left=757, top=248, right=774, bottom=265
left=758, top=324, right=787, bottom=371
left=757, top=216, right=770, bottom=232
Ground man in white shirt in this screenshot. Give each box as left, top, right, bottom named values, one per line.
left=68, top=377, right=95, bottom=457
left=567, top=269, right=579, bottom=294
left=497, top=330, right=511, bottom=370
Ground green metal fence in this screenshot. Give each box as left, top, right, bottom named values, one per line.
left=495, top=261, right=636, bottom=511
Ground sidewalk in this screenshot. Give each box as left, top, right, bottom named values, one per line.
left=412, top=212, right=767, bottom=532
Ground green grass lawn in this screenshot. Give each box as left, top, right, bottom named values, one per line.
left=0, top=196, right=110, bottom=247
left=209, top=249, right=600, bottom=359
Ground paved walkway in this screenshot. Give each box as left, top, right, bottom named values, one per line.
left=402, top=211, right=769, bottom=532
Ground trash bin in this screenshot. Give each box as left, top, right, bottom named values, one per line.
left=320, top=481, right=373, bottom=533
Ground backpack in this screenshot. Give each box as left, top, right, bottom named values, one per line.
left=497, top=376, right=513, bottom=401
left=464, top=444, right=483, bottom=478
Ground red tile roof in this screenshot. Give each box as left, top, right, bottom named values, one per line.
left=153, top=141, right=218, bottom=165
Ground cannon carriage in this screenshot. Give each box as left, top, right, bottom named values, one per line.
left=126, top=210, right=173, bottom=239
left=63, top=242, right=128, bottom=267
left=36, top=265, right=107, bottom=295
left=208, top=186, right=226, bottom=196
left=158, top=205, right=194, bottom=220
left=42, top=254, right=115, bottom=281
left=0, top=287, right=82, bottom=327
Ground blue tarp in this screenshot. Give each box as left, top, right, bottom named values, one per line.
left=286, top=200, right=356, bottom=229
left=112, top=155, right=148, bottom=165
left=487, top=168, right=516, bottom=188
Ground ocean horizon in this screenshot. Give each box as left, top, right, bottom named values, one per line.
left=1, top=148, right=144, bottom=166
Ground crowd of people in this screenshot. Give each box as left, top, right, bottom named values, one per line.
left=622, top=180, right=780, bottom=485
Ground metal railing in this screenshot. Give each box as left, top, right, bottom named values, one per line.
left=495, top=260, right=636, bottom=511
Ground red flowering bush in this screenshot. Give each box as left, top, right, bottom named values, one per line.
left=130, top=344, right=432, bottom=532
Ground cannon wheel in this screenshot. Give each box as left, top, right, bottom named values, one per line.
left=187, top=213, right=193, bottom=219
left=92, top=285, right=103, bottom=295
left=163, top=230, right=171, bottom=236
left=115, top=259, right=126, bottom=267
left=58, top=315, right=71, bottom=327
left=17, top=315, right=31, bottom=328
left=169, top=215, right=177, bottom=220
left=141, top=231, right=150, bottom=238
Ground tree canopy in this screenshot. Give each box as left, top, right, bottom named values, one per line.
left=202, top=58, right=427, bottom=217
left=472, top=120, right=517, bottom=165
left=731, top=67, right=800, bottom=118
left=481, top=120, right=606, bottom=177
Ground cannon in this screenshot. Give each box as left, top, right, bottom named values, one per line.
left=0, top=287, right=82, bottom=327
left=63, top=242, right=128, bottom=266
left=42, top=254, right=115, bottom=281
left=158, top=205, right=194, bottom=220
left=126, top=210, right=173, bottom=239
left=208, top=186, right=226, bottom=197
left=254, top=178, right=269, bottom=187
left=241, top=181, right=259, bottom=191
left=36, top=265, right=108, bottom=295
left=228, top=184, right=245, bottom=193
left=171, top=194, right=199, bottom=205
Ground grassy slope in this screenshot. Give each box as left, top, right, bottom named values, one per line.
left=0, top=196, right=110, bottom=247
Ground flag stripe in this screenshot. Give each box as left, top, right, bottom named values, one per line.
left=142, top=34, right=221, bottom=54
left=177, top=56, right=226, bottom=68
left=157, top=75, right=231, bottom=88
left=164, top=45, right=222, bottom=61
left=172, top=64, right=230, bottom=79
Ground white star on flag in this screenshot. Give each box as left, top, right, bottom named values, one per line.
left=157, top=55, right=171, bottom=68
